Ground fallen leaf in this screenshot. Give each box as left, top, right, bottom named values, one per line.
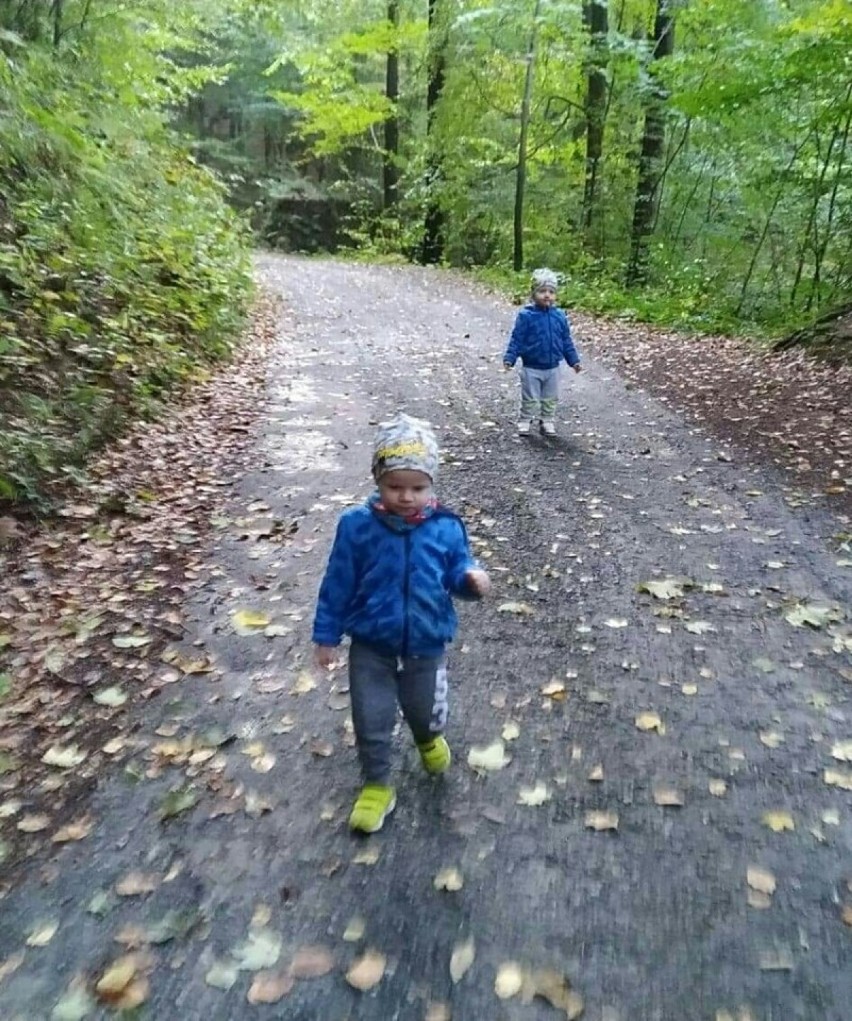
left=653, top=787, right=684, bottom=807
left=353, top=846, right=381, bottom=866
left=824, top=768, right=852, bottom=791
left=684, top=620, right=715, bottom=635
left=841, top=905, right=852, bottom=927
left=27, top=920, right=59, bottom=946
left=93, top=687, right=127, bottom=708
left=821, top=808, right=840, bottom=826
left=747, top=889, right=773, bottom=910
left=50, top=985, right=97, bottom=1021
left=497, top=601, right=535, bottom=615
left=761, top=810, right=794, bottom=833
left=346, top=950, right=386, bottom=991
left=112, top=634, right=151, bottom=649
left=434, top=866, right=464, bottom=891
left=115, top=872, right=159, bottom=897
left=759, top=947, right=793, bottom=971
left=709, top=779, right=728, bottom=797
left=425, top=1003, right=452, bottom=1021
left=831, top=740, right=852, bottom=762
left=518, top=782, right=551, bottom=806
left=467, top=740, right=511, bottom=772
left=638, top=577, right=690, bottom=600
left=205, top=959, right=239, bottom=990
left=784, top=602, right=841, bottom=629
left=635, top=712, right=665, bottom=734
left=759, top=730, right=784, bottom=749
left=495, top=961, right=524, bottom=1000
left=449, top=937, right=475, bottom=983
left=247, top=970, right=294, bottom=1004
left=343, top=916, right=366, bottom=942
left=290, top=945, right=335, bottom=979
left=18, top=813, right=51, bottom=832
left=159, top=785, right=199, bottom=819
left=585, top=810, right=618, bottom=831
left=604, top=618, right=628, bottom=629
left=42, top=744, right=88, bottom=769
left=0, top=951, right=25, bottom=982
left=588, top=765, right=604, bottom=782
left=747, top=867, right=776, bottom=896
left=540, top=679, right=566, bottom=699
left=291, top=671, right=317, bottom=695
left=501, top=721, right=520, bottom=741
left=232, top=928, right=282, bottom=971
left=681, top=683, right=698, bottom=696
left=521, top=967, right=584, bottom=1019
left=250, top=752, right=276, bottom=773
left=232, top=609, right=271, bottom=632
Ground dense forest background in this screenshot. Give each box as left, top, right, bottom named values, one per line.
left=1, top=0, right=850, bottom=507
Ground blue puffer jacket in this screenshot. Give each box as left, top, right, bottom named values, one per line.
left=503, top=304, right=580, bottom=370
left=312, top=501, right=479, bottom=657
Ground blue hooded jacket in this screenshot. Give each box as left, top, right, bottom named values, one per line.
left=503, top=303, right=580, bottom=370
left=312, top=500, right=479, bottom=658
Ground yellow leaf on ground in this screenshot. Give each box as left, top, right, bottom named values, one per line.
left=759, top=731, right=784, bottom=749
left=17, top=813, right=50, bottom=833
left=41, top=744, right=88, bottom=769
left=540, top=679, right=566, bottom=698
left=653, top=787, right=684, bottom=807
left=434, top=866, right=464, bottom=891
left=495, top=962, right=524, bottom=1000
left=289, top=945, right=335, bottom=979
left=588, top=765, right=604, bottom=782
left=450, top=937, right=475, bottom=983
left=291, top=671, right=317, bottom=695
left=343, top=916, right=365, bottom=942
left=501, top=721, right=520, bottom=741
left=518, top=782, right=551, bottom=806
left=425, top=1002, right=452, bottom=1021
left=747, top=866, right=776, bottom=896
left=467, top=740, right=511, bottom=772
left=115, top=872, right=159, bottom=897
left=585, top=810, right=618, bottom=831
left=824, top=769, right=852, bottom=790
left=635, top=712, right=665, bottom=734
left=521, top=967, right=584, bottom=1019
left=762, top=810, right=794, bottom=832
left=26, top=921, right=58, bottom=947
left=232, top=609, right=271, bottom=631
left=709, top=779, right=728, bottom=797
left=247, top=970, right=294, bottom=1004
left=831, top=740, right=852, bottom=762
left=346, top=950, right=386, bottom=991
left=497, top=601, right=534, bottom=616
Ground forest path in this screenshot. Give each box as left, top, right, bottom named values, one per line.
left=1, top=255, right=850, bottom=1021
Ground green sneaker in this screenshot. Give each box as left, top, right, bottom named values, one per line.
left=417, top=735, right=452, bottom=775
left=349, top=784, right=396, bottom=833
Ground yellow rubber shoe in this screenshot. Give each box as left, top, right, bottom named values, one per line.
left=349, top=784, right=396, bottom=833
left=417, top=735, right=452, bottom=775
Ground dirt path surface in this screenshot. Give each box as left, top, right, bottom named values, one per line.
left=1, top=255, right=851, bottom=1021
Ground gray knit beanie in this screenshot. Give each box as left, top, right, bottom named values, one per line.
left=530, top=267, right=559, bottom=293
left=372, top=414, right=439, bottom=482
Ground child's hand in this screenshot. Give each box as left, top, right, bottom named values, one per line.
left=573, top=363, right=582, bottom=373
left=315, top=645, right=337, bottom=669
left=465, top=569, right=491, bottom=596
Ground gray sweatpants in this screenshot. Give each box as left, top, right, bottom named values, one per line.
left=520, top=366, right=560, bottom=422
left=349, top=641, right=448, bottom=784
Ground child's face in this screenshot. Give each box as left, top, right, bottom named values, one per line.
left=533, top=286, right=556, bottom=308
left=377, top=469, right=433, bottom=516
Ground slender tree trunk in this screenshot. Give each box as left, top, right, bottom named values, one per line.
left=513, top=0, right=542, bottom=272
left=51, top=0, right=62, bottom=47
left=626, top=0, right=675, bottom=286
left=421, top=0, right=447, bottom=264
left=383, top=0, right=400, bottom=211
left=581, top=0, right=609, bottom=242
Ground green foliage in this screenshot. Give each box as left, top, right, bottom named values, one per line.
left=0, top=2, right=252, bottom=509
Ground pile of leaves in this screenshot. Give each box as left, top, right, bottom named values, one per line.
left=0, top=295, right=281, bottom=871
left=0, top=9, right=253, bottom=509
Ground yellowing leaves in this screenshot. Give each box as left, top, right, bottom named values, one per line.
left=831, top=739, right=852, bottom=762
left=232, top=609, right=271, bottom=634
left=518, top=782, right=551, bottom=807
left=467, top=740, right=511, bottom=773
left=450, top=937, right=475, bottom=983
left=824, top=768, right=852, bottom=791
left=585, top=810, right=618, bottom=831
left=635, top=712, right=665, bottom=734
left=761, top=810, right=795, bottom=833
left=41, top=744, right=88, bottom=769
left=433, top=866, right=464, bottom=891
left=345, top=949, right=386, bottom=991
left=495, top=961, right=524, bottom=999
left=497, top=601, right=535, bottom=616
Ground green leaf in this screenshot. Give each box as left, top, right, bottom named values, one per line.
left=159, top=784, right=199, bottom=820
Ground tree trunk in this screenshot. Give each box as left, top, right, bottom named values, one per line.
left=581, top=0, right=609, bottom=242
left=51, top=0, right=62, bottom=47
left=513, top=0, right=542, bottom=273
left=421, top=0, right=446, bottom=264
left=383, top=0, right=400, bottom=211
left=626, top=0, right=675, bottom=286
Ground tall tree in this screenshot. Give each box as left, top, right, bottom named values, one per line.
left=383, top=0, right=400, bottom=210
left=513, top=0, right=542, bottom=272
left=421, top=0, right=447, bottom=264
left=581, top=0, right=609, bottom=242
left=626, top=0, right=675, bottom=286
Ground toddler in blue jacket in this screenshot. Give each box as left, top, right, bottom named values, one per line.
left=503, top=267, right=582, bottom=435
left=312, top=414, right=490, bottom=833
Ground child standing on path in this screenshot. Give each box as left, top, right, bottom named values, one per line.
left=312, top=414, right=490, bottom=833
left=503, top=267, right=582, bottom=435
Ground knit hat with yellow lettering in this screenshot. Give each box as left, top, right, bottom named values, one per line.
left=371, top=413, right=439, bottom=482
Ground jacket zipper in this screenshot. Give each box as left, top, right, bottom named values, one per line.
left=402, top=531, right=412, bottom=656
